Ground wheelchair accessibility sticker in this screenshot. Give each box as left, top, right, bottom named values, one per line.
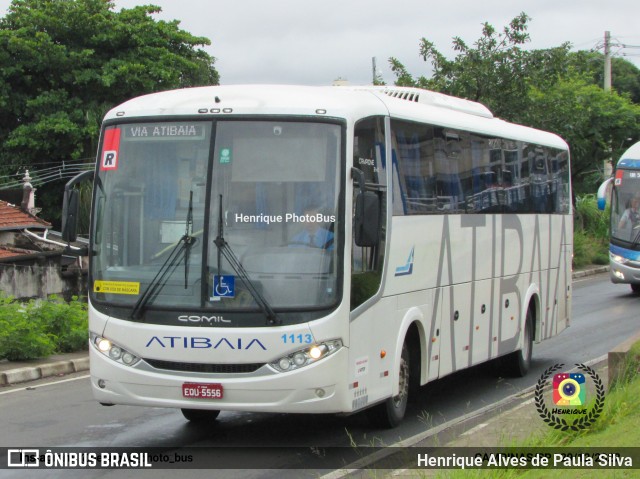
left=212, top=275, right=235, bottom=299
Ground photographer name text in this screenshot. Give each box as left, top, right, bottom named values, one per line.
left=417, top=452, right=633, bottom=469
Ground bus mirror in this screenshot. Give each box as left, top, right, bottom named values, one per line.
left=597, top=177, right=613, bottom=211
left=61, top=188, right=79, bottom=243
left=354, top=191, right=380, bottom=247
left=61, top=169, right=94, bottom=245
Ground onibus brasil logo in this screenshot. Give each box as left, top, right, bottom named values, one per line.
left=535, top=363, right=605, bottom=431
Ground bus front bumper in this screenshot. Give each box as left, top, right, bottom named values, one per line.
left=89, top=346, right=349, bottom=414
left=610, top=260, right=640, bottom=284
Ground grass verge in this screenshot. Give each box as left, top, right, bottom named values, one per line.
left=432, top=341, right=640, bottom=479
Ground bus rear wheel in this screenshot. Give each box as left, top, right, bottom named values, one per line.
left=367, top=342, right=410, bottom=428
left=498, top=308, right=533, bottom=377
left=181, top=409, right=221, bottom=423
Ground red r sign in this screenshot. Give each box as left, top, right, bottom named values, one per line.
left=100, top=128, right=121, bottom=171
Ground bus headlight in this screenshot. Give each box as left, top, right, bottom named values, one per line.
left=611, top=253, right=629, bottom=265
left=270, top=339, right=343, bottom=373
left=91, top=333, right=140, bottom=367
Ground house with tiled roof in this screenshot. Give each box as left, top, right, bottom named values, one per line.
left=0, top=199, right=51, bottom=254
left=0, top=173, right=86, bottom=299
left=0, top=171, right=52, bottom=259
left=0, top=199, right=50, bottom=229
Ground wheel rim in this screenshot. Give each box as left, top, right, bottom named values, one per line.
left=392, top=350, right=410, bottom=408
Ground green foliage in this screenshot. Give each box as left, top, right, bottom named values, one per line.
left=390, top=12, right=557, bottom=118
left=574, top=195, right=609, bottom=240
left=0, top=295, right=88, bottom=360
left=572, top=230, right=607, bottom=268
left=524, top=78, right=640, bottom=194
left=33, top=295, right=89, bottom=353
left=350, top=272, right=382, bottom=310
left=610, top=341, right=640, bottom=390
left=573, top=195, right=609, bottom=268
left=0, top=295, right=57, bottom=360
left=569, top=51, right=640, bottom=103
left=0, top=0, right=219, bottom=223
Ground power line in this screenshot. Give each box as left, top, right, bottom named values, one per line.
left=0, top=158, right=95, bottom=174
left=593, top=32, right=640, bottom=66
left=0, top=162, right=94, bottom=180
left=0, top=164, right=94, bottom=190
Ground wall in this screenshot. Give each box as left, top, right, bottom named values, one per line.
left=0, top=254, right=87, bottom=300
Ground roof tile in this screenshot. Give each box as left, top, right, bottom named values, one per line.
left=0, top=201, right=51, bottom=231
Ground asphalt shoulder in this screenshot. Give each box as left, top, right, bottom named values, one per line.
left=0, top=351, right=89, bottom=386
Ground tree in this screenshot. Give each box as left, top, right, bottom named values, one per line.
left=568, top=51, right=640, bottom=103
left=0, top=0, right=219, bottom=223
left=389, top=12, right=568, bottom=119
left=524, top=77, right=640, bottom=194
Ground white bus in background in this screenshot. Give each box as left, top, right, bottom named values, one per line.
left=597, top=141, right=640, bottom=291
left=62, top=85, right=572, bottom=427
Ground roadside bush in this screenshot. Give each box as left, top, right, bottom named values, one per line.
left=573, top=194, right=609, bottom=268
left=33, top=295, right=88, bottom=353
left=0, top=295, right=88, bottom=361
left=0, top=296, right=57, bottom=361
left=574, top=194, right=609, bottom=241
left=572, top=230, right=604, bottom=268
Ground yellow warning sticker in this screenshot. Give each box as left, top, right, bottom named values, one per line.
left=93, top=281, right=140, bottom=295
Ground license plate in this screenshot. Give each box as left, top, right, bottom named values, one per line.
left=182, top=383, right=223, bottom=399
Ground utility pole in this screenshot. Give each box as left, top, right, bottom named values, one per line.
left=603, top=31, right=613, bottom=179
left=604, top=31, right=612, bottom=92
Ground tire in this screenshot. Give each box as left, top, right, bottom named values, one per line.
left=181, top=409, right=221, bottom=423
left=367, top=342, right=411, bottom=428
left=498, top=308, right=533, bottom=377
left=631, top=283, right=640, bottom=293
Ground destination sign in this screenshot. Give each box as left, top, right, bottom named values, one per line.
left=123, top=123, right=207, bottom=141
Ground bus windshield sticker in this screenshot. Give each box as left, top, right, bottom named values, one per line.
left=94, top=280, right=140, bottom=295
left=100, top=128, right=121, bottom=171
left=212, top=275, right=235, bottom=299
left=615, top=169, right=624, bottom=186
left=219, top=148, right=232, bottom=164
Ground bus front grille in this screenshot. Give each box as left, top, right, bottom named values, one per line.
left=144, top=358, right=264, bottom=374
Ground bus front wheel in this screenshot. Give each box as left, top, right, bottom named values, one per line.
left=181, top=409, right=221, bottom=423
left=367, top=342, right=410, bottom=428
left=631, top=283, right=640, bottom=293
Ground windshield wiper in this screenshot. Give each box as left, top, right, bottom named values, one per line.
left=213, top=194, right=281, bottom=326
left=130, top=192, right=196, bottom=320
left=184, top=190, right=194, bottom=289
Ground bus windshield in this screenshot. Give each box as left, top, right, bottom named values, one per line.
left=611, top=169, right=640, bottom=245
left=90, top=120, right=342, bottom=322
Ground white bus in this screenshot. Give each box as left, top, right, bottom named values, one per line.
left=62, top=85, right=572, bottom=427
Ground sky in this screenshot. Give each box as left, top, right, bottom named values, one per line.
left=0, top=0, right=638, bottom=86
